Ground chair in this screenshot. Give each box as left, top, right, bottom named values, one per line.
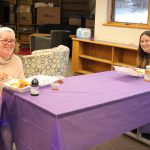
left=30, top=30, right=71, bottom=52
left=21, top=45, right=70, bottom=78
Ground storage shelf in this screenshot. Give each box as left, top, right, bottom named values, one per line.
left=79, top=55, right=112, bottom=64
left=72, top=38, right=138, bottom=74
left=76, top=70, right=93, bottom=75
left=17, top=24, right=33, bottom=26
left=62, top=1, right=86, bottom=3
left=73, top=38, right=138, bottom=50
left=19, top=41, right=30, bottom=44
left=18, top=31, right=33, bottom=34
left=113, top=62, right=135, bottom=68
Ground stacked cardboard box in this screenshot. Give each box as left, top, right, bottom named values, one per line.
left=20, top=33, right=30, bottom=42
left=17, top=13, right=32, bottom=25
left=36, top=7, right=60, bottom=24
left=16, top=0, right=33, bottom=46
left=18, top=0, right=32, bottom=5
left=9, top=5, right=15, bottom=23
left=17, top=1, right=32, bottom=25
left=69, top=16, right=81, bottom=26
left=85, top=19, right=95, bottom=28
left=17, top=5, right=31, bottom=12
left=9, top=0, right=16, bottom=5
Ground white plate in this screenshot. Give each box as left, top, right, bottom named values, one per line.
left=26, top=75, right=62, bottom=86
left=3, top=75, right=64, bottom=93
left=3, top=79, right=30, bottom=93
left=114, top=66, right=145, bottom=77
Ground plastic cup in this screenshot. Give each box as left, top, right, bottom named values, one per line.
left=51, top=82, right=59, bottom=90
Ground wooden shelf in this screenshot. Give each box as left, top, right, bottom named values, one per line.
left=18, top=31, right=33, bottom=34
left=72, top=38, right=138, bottom=74
left=76, top=70, right=93, bottom=75
left=79, top=55, right=112, bottom=64
left=113, top=62, right=135, bottom=68
left=19, top=41, right=30, bottom=44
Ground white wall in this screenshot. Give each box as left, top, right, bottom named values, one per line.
left=94, top=0, right=147, bottom=46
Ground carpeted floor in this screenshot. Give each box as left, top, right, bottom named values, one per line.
left=89, top=135, right=150, bottom=150
left=13, top=134, right=150, bottom=150
left=15, top=48, right=31, bottom=55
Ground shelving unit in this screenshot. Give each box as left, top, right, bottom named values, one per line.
left=17, top=24, right=34, bottom=45
left=61, top=0, right=88, bottom=24
left=4, top=0, right=95, bottom=50
left=72, top=38, right=138, bottom=74
left=16, top=0, right=34, bottom=48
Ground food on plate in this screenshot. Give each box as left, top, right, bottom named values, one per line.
left=54, top=79, right=63, bottom=84
left=134, top=68, right=145, bottom=74
left=10, top=79, right=29, bottom=88
left=113, top=65, right=145, bottom=77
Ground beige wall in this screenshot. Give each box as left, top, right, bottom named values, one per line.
left=94, top=0, right=147, bottom=46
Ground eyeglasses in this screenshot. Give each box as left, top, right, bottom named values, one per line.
left=0, top=39, right=16, bottom=45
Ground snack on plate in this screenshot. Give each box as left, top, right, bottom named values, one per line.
left=10, top=79, right=29, bottom=88
left=134, top=68, right=145, bottom=75
left=54, top=79, right=63, bottom=84
left=114, top=66, right=145, bottom=77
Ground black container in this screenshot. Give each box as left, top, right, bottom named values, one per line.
left=30, top=78, right=39, bottom=96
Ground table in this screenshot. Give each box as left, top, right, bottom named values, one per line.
left=2, top=71, right=150, bottom=150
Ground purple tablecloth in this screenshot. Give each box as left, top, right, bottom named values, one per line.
left=2, top=71, right=150, bottom=150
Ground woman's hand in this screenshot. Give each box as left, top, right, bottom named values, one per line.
left=0, top=73, right=8, bottom=82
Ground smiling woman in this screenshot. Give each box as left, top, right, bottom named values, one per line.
left=0, top=27, right=24, bottom=83
left=0, top=27, right=25, bottom=150
left=137, top=30, right=150, bottom=68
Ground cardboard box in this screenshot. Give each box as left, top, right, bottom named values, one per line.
left=9, top=13, right=15, bottom=24
left=18, top=0, right=32, bottom=5
left=17, top=13, right=32, bottom=25
left=9, top=0, right=16, bottom=5
left=63, top=3, right=86, bottom=11
left=85, top=19, right=95, bottom=28
left=69, top=16, right=81, bottom=26
left=18, top=26, right=33, bottom=32
left=17, top=5, right=31, bottom=12
left=20, top=34, right=30, bottom=42
left=36, top=7, right=60, bottom=24
left=9, top=5, right=15, bottom=13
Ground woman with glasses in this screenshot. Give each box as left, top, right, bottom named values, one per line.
left=0, top=27, right=24, bottom=84
left=0, top=27, right=25, bottom=150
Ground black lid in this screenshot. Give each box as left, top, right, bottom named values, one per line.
left=31, top=78, right=39, bottom=86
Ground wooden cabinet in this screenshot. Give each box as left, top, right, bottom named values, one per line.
left=72, top=38, right=138, bottom=74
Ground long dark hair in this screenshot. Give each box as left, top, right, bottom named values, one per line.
left=137, top=31, right=150, bottom=68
